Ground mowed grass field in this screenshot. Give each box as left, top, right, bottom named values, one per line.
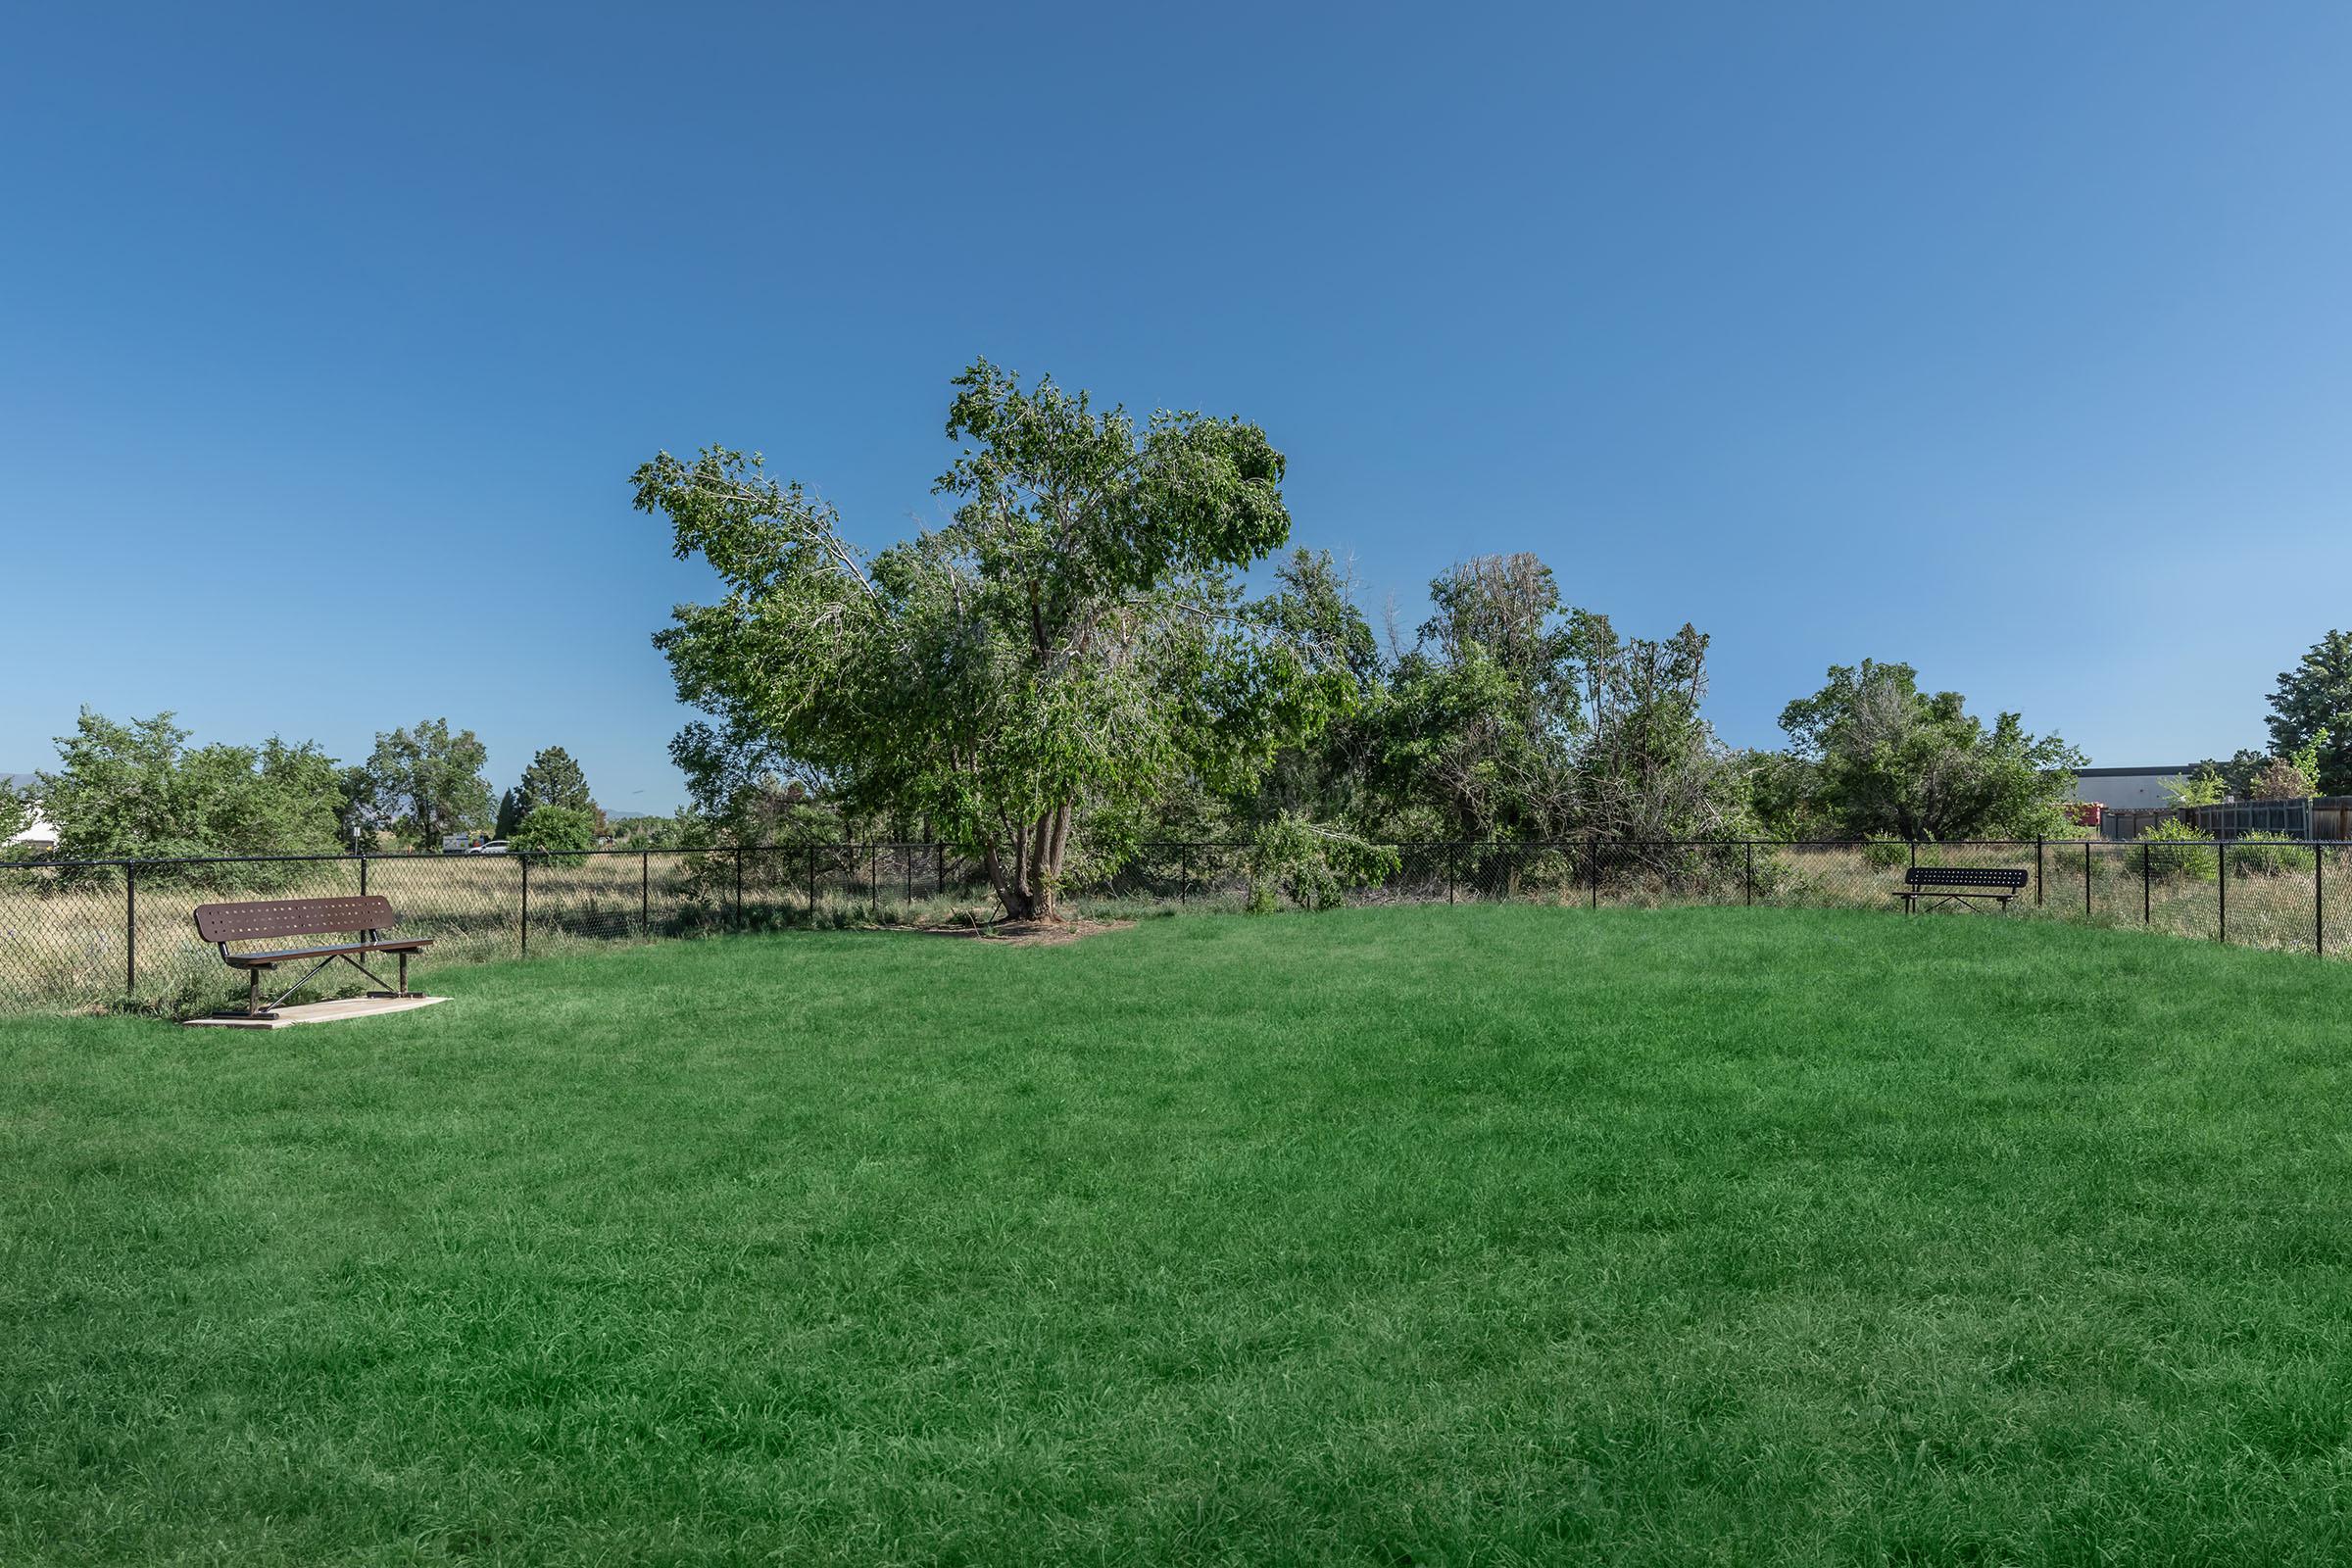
left=7, top=907, right=2352, bottom=1565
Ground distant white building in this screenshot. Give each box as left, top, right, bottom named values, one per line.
left=2, top=772, right=60, bottom=852
left=2071, top=765, right=2198, bottom=810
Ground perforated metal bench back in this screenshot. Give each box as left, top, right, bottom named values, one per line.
left=1903, top=866, right=2028, bottom=889
left=193, top=895, right=398, bottom=945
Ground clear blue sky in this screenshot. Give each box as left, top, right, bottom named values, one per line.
left=7, top=4, right=2350, bottom=809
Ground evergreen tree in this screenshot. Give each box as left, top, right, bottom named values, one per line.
left=516, top=746, right=595, bottom=815
left=2265, top=630, right=2352, bottom=795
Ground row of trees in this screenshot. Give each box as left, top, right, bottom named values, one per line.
left=633, top=360, right=2088, bottom=918
left=61, top=363, right=2352, bottom=906
left=2, top=712, right=618, bottom=862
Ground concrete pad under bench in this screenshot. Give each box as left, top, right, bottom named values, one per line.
left=183, top=995, right=448, bottom=1029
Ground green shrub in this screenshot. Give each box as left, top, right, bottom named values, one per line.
left=1245, top=815, right=1401, bottom=912
left=2227, top=830, right=2304, bottom=877
left=1746, top=845, right=1798, bottom=899
left=1861, top=834, right=1910, bottom=872
left=2137, top=818, right=2216, bottom=882
left=2038, top=834, right=2117, bottom=883
left=512, top=805, right=597, bottom=868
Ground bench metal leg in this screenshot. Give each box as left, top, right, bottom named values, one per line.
left=268, top=955, right=343, bottom=1010
left=397, top=951, right=409, bottom=997
left=247, top=967, right=263, bottom=1017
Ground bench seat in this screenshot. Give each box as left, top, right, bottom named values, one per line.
left=222, top=938, right=432, bottom=968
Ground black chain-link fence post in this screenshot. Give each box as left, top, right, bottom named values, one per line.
left=1588, top=837, right=1599, bottom=910
left=733, top=848, right=744, bottom=927
left=519, top=853, right=530, bottom=959
left=1745, top=841, right=1754, bottom=906
left=2319, top=846, right=2326, bottom=957
left=641, top=852, right=650, bottom=933
left=2035, top=837, right=2044, bottom=906
left=2082, top=841, right=2090, bottom=920
left=2218, top=841, right=2228, bottom=944
left=124, top=862, right=135, bottom=1000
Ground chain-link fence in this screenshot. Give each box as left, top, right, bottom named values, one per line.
left=3, top=838, right=2342, bottom=1015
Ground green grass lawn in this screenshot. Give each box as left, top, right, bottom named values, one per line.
left=7, top=906, right=2352, bottom=1565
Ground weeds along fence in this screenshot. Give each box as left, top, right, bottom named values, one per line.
left=1, top=838, right=2344, bottom=1015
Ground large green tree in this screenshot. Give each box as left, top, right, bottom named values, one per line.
left=1570, top=619, right=1744, bottom=843
left=1777, top=662, right=2082, bottom=840
left=633, top=360, right=1335, bottom=920
left=332, top=763, right=377, bottom=849
left=2265, top=630, right=2352, bottom=795
left=1371, top=554, right=1584, bottom=841
left=1359, top=555, right=1740, bottom=846
left=361, top=718, right=494, bottom=849
left=31, top=710, right=343, bottom=859
left=1223, top=548, right=1385, bottom=826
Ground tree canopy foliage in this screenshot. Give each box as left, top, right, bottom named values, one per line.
left=634, top=360, right=1343, bottom=918
left=510, top=803, right=597, bottom=865
left=30, top=710, right=343, bottom=860
left=516, top=746, right=596, bottom=818
left=494, top=789, right=523, bottom=841
left=10, top=366, right=2192, bottom=888
left=629, top=364, right=2112, bottom=914
left=1370, top=554, right=1583, bottom=842
left=360, top=719, right=494, bottom=848
left=1772, top=662, right=2082, bottom=841
left=1357, top=559, right=1743, bottom=846
left=2266, top=630, right=2352, bottom=795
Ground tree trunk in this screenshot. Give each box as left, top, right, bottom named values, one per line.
left=982, top=805, right=1070, bottom=922
left=981, top=841, right=1032, bottom=920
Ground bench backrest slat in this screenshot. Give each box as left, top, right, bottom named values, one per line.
left=193, top=895, right=398, bottom=945
left=1903, top=866, right=2029, bottom=889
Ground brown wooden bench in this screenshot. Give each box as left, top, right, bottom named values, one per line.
left=192, top=895, right=433, bottom=1017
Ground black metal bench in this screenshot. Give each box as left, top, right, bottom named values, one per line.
left=193, top=895, right=433, bottom=1016
left=1894, top=865, right=2029, bottom=913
